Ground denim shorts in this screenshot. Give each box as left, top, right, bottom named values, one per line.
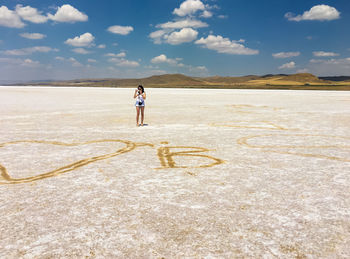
left=135, top=100, right=145, bottom=107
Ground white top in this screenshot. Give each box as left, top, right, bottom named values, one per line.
left=135, top=92, right=145, bottom=106
left=137, top=93, right=144, bottom=102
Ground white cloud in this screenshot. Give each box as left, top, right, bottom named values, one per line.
left=105, top=52, right=126, bottom=57
left=309, top=58, right=350, bottom=65
left=21, top=58, right=40, bottom=67
left=150, top=54, right=205, bottom=74
left=149, top=30, right=167, bottom=44
left=19, top=33, right=46, bottom=40
left=309, top=59, right=323, bottom=63
left=68, top=57, right=83, bottom=67
left=116, top=59, right=139, bottom=67
left=144, top=65, right=159, bottom=69
left=150, top=0, right=211, bottom=45
left=166, top=28, right=198, bottom=45
left=48, top=4, right=88, bottom=23
left=307, top=57, right=350, bottom=75
left=15, top=4, right=48, bottom=23
left=107, top=25, right=133, bottom=35
left=313, top=51, right=339, bottom=57
left=157, top=19, right=208, bottom=29
left=151, top=19, right=207, bottom=44
left=4, top=46, right=58, bottom=55
left=195, top=35, right=259, bottom=55
left=97, top=44, right=106, bottom=49
left=272, top=52, right=300, bottom=58
left=116, top=52, right=126, bottom=57
left=150, top=70, right=167, bottom=75
left=218, top=15, right=228, bottom=19
left=173, top=0, right=205, bottom=16
left=72, top=48, right=90, bottom=54
left=189, top=65, right=208, bottom=74
left=108, top=57, right=139, bottom=67
left=201, top=10, right=213, bottom=18
left=65, top=33, right=95, bottom=47
left=108, top=66, right=117, bottom=71
left=279, top=61, right=296, bottom=69
left=151, top=54, right=178, bottom=65
left=285, top=5, right=340, bottom=22
left=0, top=6, right=25, bottom=28
left=196, top=65, right=207, bottom=71
left=105, top=53, right=116, bottom=57
left=56, top=56, right=92, bottom=67
left=0, top=57, right=40, bottom=67
left=108, top=58, right=119, bottom=62
left=296, top=68, right=309, bottom=73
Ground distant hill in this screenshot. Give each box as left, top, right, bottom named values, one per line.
left=319, top=76, right=350, bottom=82
left=199, top=75, right=260, bottom=84
left=38, top=74, right=205, bottom=88
left=261, top=74, right=288, bottom=78
left=140, top=74, right=204, bottom=86
left=282, top=73, right=323, bottom=83
left=12, top=73, right=350, bottom=90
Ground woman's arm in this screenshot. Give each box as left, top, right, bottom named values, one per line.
left=142, top=92, right=146, bottom=100
left=133, top=89, right=138, bottom=98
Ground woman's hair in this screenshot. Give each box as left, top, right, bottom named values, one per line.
left=138, top=85, right=145, bottom=93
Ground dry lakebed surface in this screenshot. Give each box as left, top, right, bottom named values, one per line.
left=0, top=86, right=349, bottom=258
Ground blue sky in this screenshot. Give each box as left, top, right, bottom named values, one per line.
left=0, top=0, right=349, bottom=81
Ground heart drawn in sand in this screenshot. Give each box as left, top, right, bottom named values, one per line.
left=0, top=139, right=225, bottom=185
left=0, top=139, right=139, bottom=185
left=237, top=134, right=350, bottom=162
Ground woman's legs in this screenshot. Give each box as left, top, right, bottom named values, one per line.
left=136, top=106, right=140, bottom=126
left=140, top=106, right=145, bottom=126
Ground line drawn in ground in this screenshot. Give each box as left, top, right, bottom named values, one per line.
left=210, top=121, right=293, bottom=131
left=237, top=134, right=350, bottom=162
left=0, top=139, right=224, bottom=185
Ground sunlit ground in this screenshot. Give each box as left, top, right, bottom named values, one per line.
left=0, top=86, right=349, bottom=258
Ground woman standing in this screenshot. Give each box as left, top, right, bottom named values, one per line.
left=134, top=85, right=146, bottom=126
